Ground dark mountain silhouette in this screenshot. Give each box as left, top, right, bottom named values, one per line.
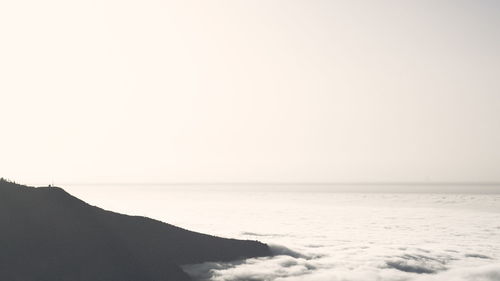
left=0, top=179, right=271, bottom=281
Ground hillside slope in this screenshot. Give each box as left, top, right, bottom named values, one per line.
left=0, top=179, right=270, bottom=281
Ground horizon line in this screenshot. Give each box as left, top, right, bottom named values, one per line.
left=56, top=181, right=500, bottom=186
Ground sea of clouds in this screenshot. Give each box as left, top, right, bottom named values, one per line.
left=65, top=185, right=500, bottom=281
left=179, top=193, right=500, bottom=281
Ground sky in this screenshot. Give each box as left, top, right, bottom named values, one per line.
left=1, top=0, right=499, bottom=185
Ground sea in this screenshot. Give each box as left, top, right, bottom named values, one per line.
left=64, top=184, right=500, bottom=281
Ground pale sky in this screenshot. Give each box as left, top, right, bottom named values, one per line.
left=1, top=0, right=499, bottom=185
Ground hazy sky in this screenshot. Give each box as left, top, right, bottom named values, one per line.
left=1, top=0, right=499, bottom=185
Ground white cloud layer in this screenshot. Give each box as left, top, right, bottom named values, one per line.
left=184, top=254, right=500, bottom=281
left=178, top=192, right=500, bottom=281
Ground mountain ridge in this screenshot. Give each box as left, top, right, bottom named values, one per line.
left=0, top=178, right=270, bottom=281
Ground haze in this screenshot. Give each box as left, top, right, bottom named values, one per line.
left=1, top=1, right=499, bottom=186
